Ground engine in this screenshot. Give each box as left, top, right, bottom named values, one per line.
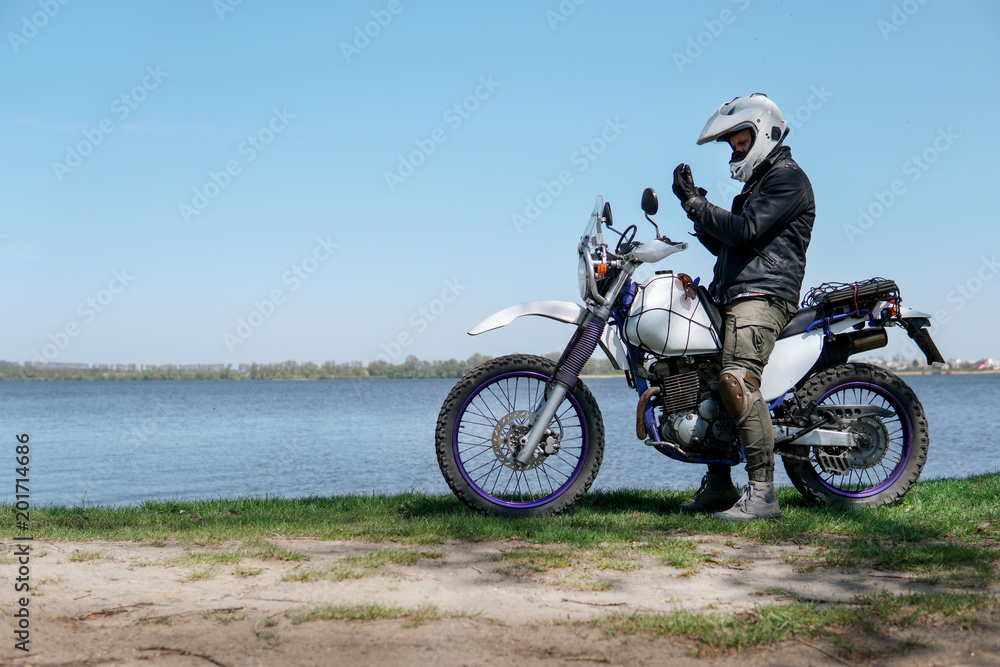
left=649, top=358, right=739, bottom=456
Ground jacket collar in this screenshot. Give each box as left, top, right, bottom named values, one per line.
left=738, top=145, right=792, bottom=195
left=749, top=145, right=791, bottom=182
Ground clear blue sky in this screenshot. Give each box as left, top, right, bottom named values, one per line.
left=3, top=0, right=998, bottom=367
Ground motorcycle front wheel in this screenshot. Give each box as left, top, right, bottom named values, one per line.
left=435, top=354, right=605, bottom=517
left=782, top=362, right=929, bottom=508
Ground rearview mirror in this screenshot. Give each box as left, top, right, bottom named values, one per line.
left=602, top=201, right=614, bottom=227
left=641, top=188, right=658, bottom=216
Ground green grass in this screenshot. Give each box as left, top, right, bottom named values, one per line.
left=201, top=608, right=245, bottom=624
left=549, top=571, right=614, bottom=591
left=234, top=563, right=263, bottom=578
left=290, top=602, right=439, bottom=627
left=6, top=472, right=1000, bottom=657
left=593, top=555, right=642, bottom=572
left=5, top=475, right=997, bottom=586
left=167, top=540, right=306, bottom=568
left=10, top=474, right=993, bottom=551
left=487, top=541, right=712, bottom=579
left=343, top=548, right=442, bottom=569
left=491, top=546, right=576, bottom=573
left=589, top=590, right=998, bottom=657
left=278, top=549, right=442, bottom=582
left=281, top=567, right=329, bottom=582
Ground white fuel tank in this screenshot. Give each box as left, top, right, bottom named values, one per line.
left=624, top=273, right=721, bottom=356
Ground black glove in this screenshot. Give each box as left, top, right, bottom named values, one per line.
left=672, top=164, right=707, bottom=204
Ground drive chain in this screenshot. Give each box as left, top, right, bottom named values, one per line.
left=775, top=447, right=814, bottom=463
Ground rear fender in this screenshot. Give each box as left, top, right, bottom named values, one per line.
left=760, top=330, right=823, bottom=402
left=760, top=316, right=866, bottom=402
left=468, top=300, right=626, bottom=371
left=898, top=307, right=945, bottom=364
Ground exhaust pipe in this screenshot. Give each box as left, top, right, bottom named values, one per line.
left=635, top=386, right=660, bottom=440
left=813, top=327, right=890, bottom=371
left=843, top=328, right=888, bottom=354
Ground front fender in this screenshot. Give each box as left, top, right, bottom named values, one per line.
left=468, top=300, right=587, bottom=335
left=468, top=300, right=626, bottom=371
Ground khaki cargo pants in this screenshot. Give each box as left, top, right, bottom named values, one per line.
left=719, top=295, right=798, bottom=483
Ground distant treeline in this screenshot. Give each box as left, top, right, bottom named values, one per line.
left=0, top=354, right=624, bottom=381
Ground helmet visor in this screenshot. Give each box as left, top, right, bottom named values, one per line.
left=721, top=125, right=756, bottom=164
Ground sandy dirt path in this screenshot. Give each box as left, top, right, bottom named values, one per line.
left=2, top=537, right=998, bottom=666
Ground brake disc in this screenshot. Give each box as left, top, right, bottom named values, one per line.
left=491, top=411, right=563, bottom=471
left=814, top=416, right=889, bottom=474
left=844, top=416, right=889, bottom=468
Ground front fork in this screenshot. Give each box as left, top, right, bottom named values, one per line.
left=514, top=313, right=607, bottom=466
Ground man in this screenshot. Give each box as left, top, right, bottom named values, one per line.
left=671, top=93, right=815, bottom=521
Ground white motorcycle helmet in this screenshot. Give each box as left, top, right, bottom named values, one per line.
left=697, top=93, right=788, bottom=182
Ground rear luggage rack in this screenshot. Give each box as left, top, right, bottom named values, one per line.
left=802, top=278, right=900, bottom=317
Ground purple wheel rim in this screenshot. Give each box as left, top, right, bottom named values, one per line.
left=811, top=381, right=912, bottom=498
left=452, top=370, right=590, bottom=509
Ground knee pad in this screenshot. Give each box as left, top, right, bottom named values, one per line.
left=719, top=369, right=755, bottom=426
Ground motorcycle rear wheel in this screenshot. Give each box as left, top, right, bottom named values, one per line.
left=435, top=354, right=605, bottom=517
left=782, top=362, right=929, bottom=508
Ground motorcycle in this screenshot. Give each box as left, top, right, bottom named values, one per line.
left=435, top=189, right=944, bottom=516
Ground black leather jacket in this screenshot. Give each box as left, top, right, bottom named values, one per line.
left=684, top=146, right=815, bottom=306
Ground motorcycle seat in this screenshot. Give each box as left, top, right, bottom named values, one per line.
left=777, top=307, right=819, bottom=340
left=697, top=291, right=819, bottom=341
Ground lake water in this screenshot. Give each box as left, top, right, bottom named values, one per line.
left=3, top=374, right=998, bottom=507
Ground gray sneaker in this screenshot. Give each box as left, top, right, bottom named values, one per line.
left=679, top=474, right=741, bottom=513
left=713, top=481, right=781, bottom=521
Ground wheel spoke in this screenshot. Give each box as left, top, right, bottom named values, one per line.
left=448, top=367, right=594, bottom=507
left=799, top=378, right=916, bottom=497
